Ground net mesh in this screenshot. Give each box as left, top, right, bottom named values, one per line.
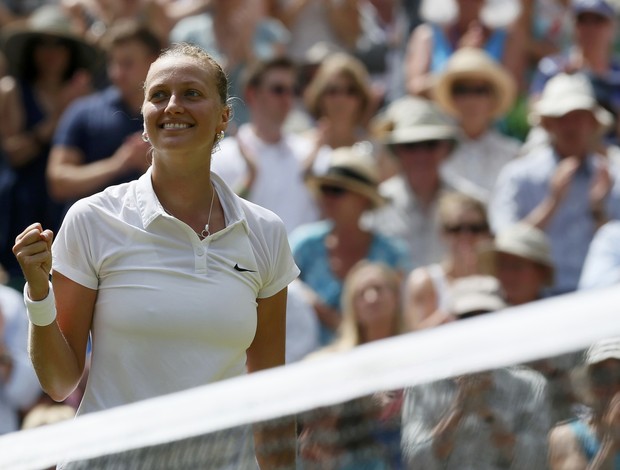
left=2, top=286, right=620, bottom=470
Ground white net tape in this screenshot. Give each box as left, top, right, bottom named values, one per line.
left=2, top=286, right=620, bottom=470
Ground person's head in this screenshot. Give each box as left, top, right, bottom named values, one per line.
left=242, top=56, right=297, bottom=126
left=573, top=338, right=620, bottom=413
left=448, top=275, right=507, bottom=319
left=339, top=261, right=403, bottom=346
left=438, top=191, right=490, bottom=260
left=303, top=52, right=372, bottom=125
left=432, top=48, right=516, bottom=135
left=531, top=73, right=612, bottom=159
left=142, top=42, right=231, bottom=157
left=376, top=96, right=457, bottom=192
left=307, top=143, right=386, bottom=222
left=479, top=223, right=554, bottom=305
left=100, top=19, right=162, bottom=100
left=3, top=5, right=101, bottom=82
left=572, top=0, right=616, bottom=51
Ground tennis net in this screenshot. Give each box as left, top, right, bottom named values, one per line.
left=1, top=286, right=619, bottom=469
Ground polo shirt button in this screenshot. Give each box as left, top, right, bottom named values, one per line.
left=196, top=248, right=205, bottom=256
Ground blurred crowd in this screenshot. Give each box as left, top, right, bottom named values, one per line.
left=1, top=0, right=620, bottom=468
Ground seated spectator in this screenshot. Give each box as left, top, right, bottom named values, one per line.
left=401, top=275, right=551, bottom=469
left=432, top=47, right=521, bottom=202
left=290, top=145, right=410, bottom=346
left=404, top=191, right=492, bottom=331
left=404, top=0, right=525, bottom=96
left=46, top=21, right=160, bottom=215
left=0, top=282, right=43, bottom=435
left=478, top=222, right=554, bottom=306
left=302, top=52, right=377, bottom=176
left=364, top=96, right=460, bottom=268
left=548, top=338, right=620, bottom=469
left=299, top=261, right=405, bottom=469
left=170, top=0, right=289, bottom=133
left=529, top=0, right=620, bottom=120
left=211, top=56, right=319, bottom=234
left=0, top=5, right=99, bottom=289
left=490, top=72, right=620, bottom=296
left=578, top=220, right=620, bottom=290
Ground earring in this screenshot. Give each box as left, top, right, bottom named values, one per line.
left=142, top=132, right=150, bottom=143
left=215, top=131, right=224, bottom=144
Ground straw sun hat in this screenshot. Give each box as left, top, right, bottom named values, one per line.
left=478, top=223, right=555, bottom=286
left=432, top=47, right=517, bottom=119
left=307, top=145, right=387, bottom=209
left=2, top=5, right=100, bottom=77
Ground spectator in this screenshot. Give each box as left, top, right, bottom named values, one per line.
left=401, top=275, right=551, bottom=469
left=404, top=191, right=492, bottom=331
left=479, top=222, right=581, bottom=424
left=548, top=337, right=620, bottom=468
left=299, top=261, right=405, bottom=469
left=364, top=96, right=459, bottom=269
left=170, top=0, right=289, bottom=133
left=478, top=222, right=554, bottom=306
left=290, top=145, right=410, bottom=346
left=0, top=5, right=99, bottom=290
left=489, top=72, right=620, bottom=296
left=529, top=0, right=620, bottom=121
left=404, top=0, right=525, bottom=96
left=302, top=52, right=377, bottom=177
left=0, top=282, right=43, bottom=435
left=265, top=0, right=363, bottom=61
left=211, top=56, right=319, bottom=234
left=432, top=47, right=521, bottom=202
left=578, top=220, right=620, bottom=290
left=46, top=20, right=160, bottom=214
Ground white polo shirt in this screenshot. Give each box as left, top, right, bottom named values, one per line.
left=52, top=168, right=299, bottom=415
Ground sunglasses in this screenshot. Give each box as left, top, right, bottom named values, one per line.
left=265, top=84, right=295, bottom=96
left=319, top=185, right=349, bottom=197
left=443, top=223, right=489, bottom=235
left=324, top=85, right=359, bottom=97
left=393, top=140, right=444, bottom=152
left=452, top=84, right=494, bottom=97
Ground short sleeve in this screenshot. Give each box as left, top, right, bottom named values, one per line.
left=52, top=201, right=99, bottom=290
left=257, top=216, right=300, bottom=299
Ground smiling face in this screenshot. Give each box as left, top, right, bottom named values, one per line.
left=142, top=54, right=230, bottom=157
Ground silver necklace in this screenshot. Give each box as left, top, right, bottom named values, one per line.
left=199, top=184, right=216, bottom=239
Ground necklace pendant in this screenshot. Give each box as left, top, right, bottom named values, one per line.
left=200, top=224, right=210, bottom=239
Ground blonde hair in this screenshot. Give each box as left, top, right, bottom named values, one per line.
left=332, top=261, right=403, bottom=351
left=303, top=52, right=372, bottom=122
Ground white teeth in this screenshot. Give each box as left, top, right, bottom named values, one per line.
left=162, top=123, right=190, bottom=129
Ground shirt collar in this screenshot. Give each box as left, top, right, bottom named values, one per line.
left=136, top=167, right=249, bottom=233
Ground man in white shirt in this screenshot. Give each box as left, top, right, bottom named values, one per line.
left=212, top=57, right=319, bottom=234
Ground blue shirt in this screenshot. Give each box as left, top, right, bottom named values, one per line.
left=489, top=147, right=620, bottom=295
left=579, top=220, right=620, bottom=290
left=290, top=220, right=411, bottom=345
left=54, top=86, right=144, bottom=175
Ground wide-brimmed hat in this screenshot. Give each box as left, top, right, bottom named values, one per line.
left=584, top=338, right=620, bottom=365
left=448, top=275, right=507, bottom=317
left=376, top=96, right=458, bottom=146
left=2, top=5, right=100, bottom=77
left=432, top=47, right=517, bottom=119
left=478, top=223, right=555, bottom=285
left=572, top=0, right=616, bottom=19
left=307, top=144, right=387, bottom=209
left=530, top=73, right=613, bottom=130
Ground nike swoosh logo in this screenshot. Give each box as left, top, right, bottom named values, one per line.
left=234, top=263, right=257, bottom=273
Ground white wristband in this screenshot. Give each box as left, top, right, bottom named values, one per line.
left=23, top=281, right=57, bottom=327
